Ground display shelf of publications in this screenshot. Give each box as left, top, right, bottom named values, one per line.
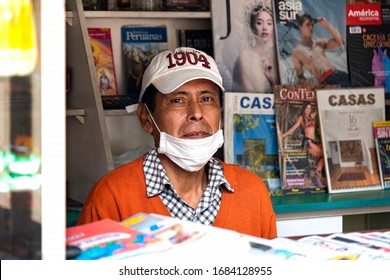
left=272, top=86, right=390, bottom=224
left=66, top=212, right=390, bottom=260
left=216, top=0, right=390, bottom=233
left=65, top=0, right=390, bottom=238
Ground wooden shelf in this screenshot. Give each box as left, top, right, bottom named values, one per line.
left=66, top=108, right=85, bottom=116
left=66, top=108, right=86, bottom=124
left=66, top=10, right=211, bottom=19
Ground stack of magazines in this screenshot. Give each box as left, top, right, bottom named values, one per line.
left=66, top=213, right=390, bottom=260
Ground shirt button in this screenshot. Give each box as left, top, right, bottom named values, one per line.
left=192, top=215, right=198, bottom=222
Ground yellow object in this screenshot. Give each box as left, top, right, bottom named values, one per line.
left=0, top=0, right=37, bottom=76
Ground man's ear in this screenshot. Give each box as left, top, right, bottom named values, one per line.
left=137, top=104, right=153, bottom=134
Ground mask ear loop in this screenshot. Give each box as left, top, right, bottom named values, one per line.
left=144, top=104, right=163, bottom=145
left=216, top=116, right=223, bottom=132
left=144, top=104, right=162, bottom=133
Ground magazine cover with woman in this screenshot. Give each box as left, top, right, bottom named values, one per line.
left=212, top=0, right=279, bottom=93
left=274, top=84, right=329, bottom=195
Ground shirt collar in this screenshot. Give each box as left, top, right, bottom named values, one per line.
left=144, top=147, right=234, bottom=197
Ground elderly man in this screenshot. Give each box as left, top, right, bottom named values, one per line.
left=77, top=47, right=277, bottom=238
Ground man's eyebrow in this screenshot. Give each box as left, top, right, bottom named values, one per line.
left=170, top=88, right=219, bottom=95
left=199, top=88, right=219, bottom=93
left=169, top=90, right=189, bottom=96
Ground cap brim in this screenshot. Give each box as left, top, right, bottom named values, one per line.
left=125, top=103, right=138, bottom=115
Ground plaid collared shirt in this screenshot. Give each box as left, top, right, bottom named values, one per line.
left=144, top=147, right=234, bottom=226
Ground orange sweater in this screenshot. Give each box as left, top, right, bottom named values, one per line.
left=77, top=156, right=277, bottom=239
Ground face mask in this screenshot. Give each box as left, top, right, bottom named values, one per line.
left=145, top=106, right=224, bottom=172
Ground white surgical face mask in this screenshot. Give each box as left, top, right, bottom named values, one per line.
left=145, top=105, right=224, bottom=172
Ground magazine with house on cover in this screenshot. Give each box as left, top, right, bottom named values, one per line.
left=274, top=84, right=329, bottom=195
left=316, top=87, right=385, bottom=193
left=373, top=120, right=390, bottom=189
left=272, top=0, right=350, bottom=87
left=87, top=28, right=118, bottom=96
left=346, top=3, right=390, bottom=99
left=224, top=92, right=281, bottom=196
left=121, top=25, right=168, bottom=101
left=211, top=0, right=279, bottom=93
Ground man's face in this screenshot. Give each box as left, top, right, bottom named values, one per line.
left=150, top=79, right=222, bottom=140
left=299, top=19, right=314, bottom=37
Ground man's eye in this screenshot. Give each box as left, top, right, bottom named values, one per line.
left=171, top=98, right=183, bottom=103
left=202, top=96, right=213, bottom=102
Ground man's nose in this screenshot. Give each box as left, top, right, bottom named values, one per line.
left=187, top=101, right=204, bottom=121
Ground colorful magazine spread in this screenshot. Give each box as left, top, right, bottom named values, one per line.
left=65, top=214, right=390, bottom=260
left=121, top=213, right=208, bottom=246
left=66, top=219, right=149, bottom=260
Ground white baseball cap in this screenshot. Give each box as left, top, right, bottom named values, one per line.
left=141, top=47, right=224, bottom=100
left=126, top=47, right=224, bottom=114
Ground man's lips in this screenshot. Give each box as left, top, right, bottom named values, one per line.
left=183, top=131, right=210, bottom=139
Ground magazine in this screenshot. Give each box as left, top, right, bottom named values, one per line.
left=273, top=0, right=350, bottom=87
left=165, top=0, right=210, bottom=11
left=316, top=87, right=385, bottom=193
left=346, top=3, right=390, bottom=98
left=349, top=231, right=390, bottom=247
left=212, top=0, right=279, bottom=93
left=246, top=235, right=340, bottom=260
left=327, top=232, right=390, bottom=258
left=274, top=84, right=329, bottom=195
left=121, top=25, right=168, bottom=101
left=87, top=28, right=118, bottom=96
left=297, top=235, right=383, bottom=260
left=246, top=237, right=308, bottom=260
left=177, top=29, right=213, bottom=56
left=223, top=92, right=281, bottom=195
left=66, top=215, right=390, bottom=260
left=66, top=218, right=151, bottom=260
left=373, top=120, right=390, bottom=189
left=121, top=213, right=208, bottom=247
